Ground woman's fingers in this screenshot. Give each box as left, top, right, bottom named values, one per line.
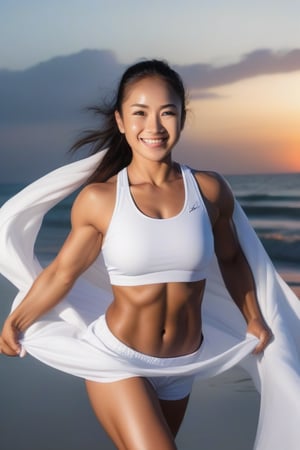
left=0, top=336, right=20, bottom=356
left=0, top=321, right=21, bottom=356
left=247, top=318, right=273, bottom=354
left=253, top=329, right=272, bottom=354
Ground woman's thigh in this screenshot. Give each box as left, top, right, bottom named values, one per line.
left=159, top=395, right=190, bottom=437
left=85, top=376, right=178, bottom=450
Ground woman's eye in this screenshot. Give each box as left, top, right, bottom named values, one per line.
left=162, top=110, right=176, bottom=116
left=133, top=110, right=145, bottom=116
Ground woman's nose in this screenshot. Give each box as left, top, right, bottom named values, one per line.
left=146, top=114, right=164, bottom=133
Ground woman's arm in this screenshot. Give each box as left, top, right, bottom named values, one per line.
left=197, top=172, right=272, bottom=354
left=0, top=185, right=104, bottom=356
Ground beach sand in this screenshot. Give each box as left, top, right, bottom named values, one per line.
left=0, top=273, right=298, bottom=449
left=0, top=346, right=259, bottom=450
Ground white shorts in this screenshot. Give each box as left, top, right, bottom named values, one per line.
left=87, top=315, right=197, bottom=400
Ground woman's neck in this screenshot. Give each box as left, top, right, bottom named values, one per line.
left=127, top=157, right=180, bottom=187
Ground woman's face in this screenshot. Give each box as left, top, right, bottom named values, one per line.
left=115, top=76, right=183, bottom=163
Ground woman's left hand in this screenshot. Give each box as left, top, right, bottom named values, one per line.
left=247, top=318, right=273, bottom=354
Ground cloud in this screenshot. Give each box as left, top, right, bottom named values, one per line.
left=1, top=48, right=300, bottom=126
left=0, top=49, right=122, bottom=124
left=176, top=48, right=300, bottom=90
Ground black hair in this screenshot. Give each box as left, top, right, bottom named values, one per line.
left=71, top=59, right=187, bottom=183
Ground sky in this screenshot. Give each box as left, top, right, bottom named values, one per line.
left=1, top=0, right=300, bottom=181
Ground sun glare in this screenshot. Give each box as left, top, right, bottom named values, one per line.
left=187, top=71, right=300, bottom=173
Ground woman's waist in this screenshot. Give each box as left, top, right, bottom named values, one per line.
left=92, top=315, right=203, bottom=364
left=105, top=296, right=203, bottom=358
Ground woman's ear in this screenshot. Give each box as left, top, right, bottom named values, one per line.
left=114, top=110, right=125, bottom=133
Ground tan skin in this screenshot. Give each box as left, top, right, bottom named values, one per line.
left=0, top=77, right=271, bottom=450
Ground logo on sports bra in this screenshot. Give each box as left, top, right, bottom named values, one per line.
left=189, top=202, right=200, bottom=213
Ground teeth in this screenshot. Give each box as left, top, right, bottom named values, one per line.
left=142, top=138, right=164, bottom=144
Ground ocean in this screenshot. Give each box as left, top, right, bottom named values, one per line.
left=227, top=172, right=300, bottom=293
left=0, top=172, right=299, bottom=450
left=228, top=172, right=300, bottom=267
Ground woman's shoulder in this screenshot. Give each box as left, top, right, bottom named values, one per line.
left=71, top=177, right=117, bottom=224
left=189, top=167, right=234, bottom=209
left=78, top=175, right=117, bottom=203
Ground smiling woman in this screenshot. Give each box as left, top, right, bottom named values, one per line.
left=0, top=59, right=300, bottom=450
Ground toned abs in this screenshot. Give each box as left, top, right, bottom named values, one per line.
left=105, top=280, right=205, bottom=357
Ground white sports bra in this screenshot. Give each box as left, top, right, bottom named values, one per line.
left=101, top=164, right=214, bottom=286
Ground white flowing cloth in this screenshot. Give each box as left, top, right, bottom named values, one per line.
left=0, top=151, right=299, bottom=449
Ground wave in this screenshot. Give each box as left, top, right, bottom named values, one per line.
left=242, top=205, right=300, bottom=219
left=237, top=194, right=300, bottom=202
left=259, top=233, right=300, bottom=264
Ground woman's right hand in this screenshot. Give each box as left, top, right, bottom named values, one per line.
left=0, top=316, right=21, bottom=356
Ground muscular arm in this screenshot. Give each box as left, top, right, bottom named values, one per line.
left=0, top=185, right=104, bottom=356
left=213, top=181, right=263, bottom=321
left=196, top=172, right=271, bottom=353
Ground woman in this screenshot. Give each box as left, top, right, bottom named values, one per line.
left=0, top=60, right=297, bottom=450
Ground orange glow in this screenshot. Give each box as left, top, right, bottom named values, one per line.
left=185, top=71, right=300, bottom=173
left=280, top=140, right=300, bottom=172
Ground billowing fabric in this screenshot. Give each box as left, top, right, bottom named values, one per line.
left=102, top=164, right=214, bottom=285
left=0, top=151, right=299, bottom=450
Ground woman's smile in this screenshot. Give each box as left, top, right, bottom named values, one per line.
left=140, top=136, right=168, bottom=147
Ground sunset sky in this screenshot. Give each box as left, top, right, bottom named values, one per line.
left=1, top=0, right=300, bottom=180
